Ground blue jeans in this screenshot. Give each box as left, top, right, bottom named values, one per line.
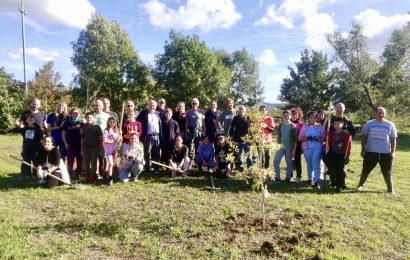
left=274, top=147, right=293, bottom=180
left=303, top=147, right=322, bottom=182
left=236, top=142, right=253, bottom=168
left=194, top=155, right=216, bottom=170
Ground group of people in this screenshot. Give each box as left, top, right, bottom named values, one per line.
left=12, top=97, right=397, bottom=194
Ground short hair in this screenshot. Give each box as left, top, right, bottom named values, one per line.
left=306, top=111, right=316, bottom=118
left=202, top=135, right=209, bottom=141
left=333, top=117, right=344, bottom=123
left=259, top=105, right=267, bottom=111
left=165, top=108, right=173, bottom=114
left=282, top=110, right=291, bottom=115
left=26, top=114, right=35, bottom=119
left=69, top=107, right=81, bottom=114
left=226, top=98, right=234, bottom=104
left=129, top=132, right=139, bottom=139
left=85, top=112, right=93, bottom=117
left=376, top=107, right=387, bottom=114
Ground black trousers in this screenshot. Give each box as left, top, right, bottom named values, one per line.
left=21, top=148, right=37, bottom=177
left=293, top=142, right=302, bottom=178
left=323, top=151, right=345, bottom=189
left=358, top=152, right=394, bottom=192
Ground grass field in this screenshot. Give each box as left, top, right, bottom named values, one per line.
left=0, top=133, right=409, bottom=259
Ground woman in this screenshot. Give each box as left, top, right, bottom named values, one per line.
left=298, top=111, right=326, bottom=189
left=62, top=107, right=84, bottom=179
left=47, top=102, right=68, bottom=161
left=169, top=135, right=190, bottom=177
left=290, top=107, right=304, bottom=184
left=36, top=136, right=70, bottom=188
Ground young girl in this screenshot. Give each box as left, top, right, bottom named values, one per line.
left=46, top=102, right=68, bottom=161
left=103, top=117, right=120, bottom=185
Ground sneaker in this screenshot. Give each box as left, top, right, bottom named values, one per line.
left=313, top=182, right=320, bottom=190
left=357, top=186, right=364, bottom=191
left=307, top=180, right=312, bottom=186
left=132, top=176, right=139, bottom=182
left=389, top=190, right=396, bottom=195
left=295, top=178, right=301, bottom=184
left=108, top=179, right=114, bottom=186
left=96, top=174, right=103, bottom=180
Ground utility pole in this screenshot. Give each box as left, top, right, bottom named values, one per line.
left=19, top=0, right=28, bottom=94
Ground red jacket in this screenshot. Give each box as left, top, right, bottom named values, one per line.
left=327, top=130, right=352, bottom=158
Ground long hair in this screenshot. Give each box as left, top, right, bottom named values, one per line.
left=105, top=117, right=119, bottom=133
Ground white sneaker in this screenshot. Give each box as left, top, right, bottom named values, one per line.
left=357, top=186, right=364, bottom=191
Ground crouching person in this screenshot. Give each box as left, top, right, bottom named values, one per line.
left=118, top=133, right=144, bottom=183
left=195, top=135, right=216, bottom=172
left=37, top=136, right=70, bottom=188
left=214, top=135, right=232, bottom=178
left=169, top=135, right=190, bottom=177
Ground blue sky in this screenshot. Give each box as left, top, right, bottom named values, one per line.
left=0, top=0, right=409, bottom=102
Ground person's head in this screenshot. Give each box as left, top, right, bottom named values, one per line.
left=42, top=136, right=54, bottom=151
left=85, top=112, right=94, bottom=124
left=129, top=133, right=139, bottom=146
left=282, top=110, right=291, bottom=122
left=164, top=108, right=173, bottom=121
left=69, top=107, right=80, bottom=120
left=56, top=102, right=67, bottom=115
left=217, top=135, right=226, bottom=146
left=259, top=105, right=268, bottom=115
left=175, top=135, right=183, bottom=147
left=209, top=100, right=217, bottom=111
left=176, top=102, right=185, bottom=113
left=238, top=105, right=246, bottom=117
left=316, top=110, right=325, bottom=123
left=202, top=135, right=210, bottom=145
left=102, top=98, right=111, bottom=112
left=333, top=117, right=344, bottom=132
left=158, top=98, right=166, bottom=109
left=335, top=102, right=345, bottom=116
left=95, top=99, right=104, bottom=113
left=306, top=111, right=317, bottom=125
left=147, top=100, right=157, bottom=112
left=106, top=117, right=118, bottom=131
left=375, top=107, right=386, bottom=121
left=30, top=98, right=41, bottom=112
left=191, top=98, right=199, bottom=109
left=290, top=107, right=303, bottom=122
left=126, top=100, right=135, bottom=112
left=127, top=110, right=136, bottom=122
left=226, top=98, right=234, bottom=110
left=25, top=114, right=35, bottom=126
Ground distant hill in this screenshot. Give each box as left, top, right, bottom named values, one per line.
left=260, top=102, right=288, bottom=110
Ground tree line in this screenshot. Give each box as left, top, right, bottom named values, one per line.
left=1, top=15, right=409, bottom=133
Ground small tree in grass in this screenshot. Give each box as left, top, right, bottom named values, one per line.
left=240, top=109, right=281, bottom=227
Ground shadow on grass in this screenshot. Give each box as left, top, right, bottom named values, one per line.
left=0, top=172, right=38, bottom=191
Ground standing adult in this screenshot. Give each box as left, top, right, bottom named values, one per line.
left=172, top=102, right=187, bottom=143
left=259, top=105, right=275, bottom=169
left=357, top=107, right=397, bottom=194
left=122, top=100, right=137, bottom=124
left=161, top=108, right=180, bottom=163
left=290, top=107, right=304, bottom=184
left=93, top=99, right=111, bottom=177
left=185, top=98, right=205, bottom=160
left=103, top=98, right=119, bottom=123
left=137, top=100, right=162, bottom=174
left=157, top=98, right=167, bottom=119
left=46, top=102, right=68, bottom=161
left=330, top=102, right=355, bottom=136
left=218, top=98, right=236, bottom=136
left=204, top=100, right=221, bottom=144
left=15, top=98, right=47, bottom=130
left=229, top=105, right=252, bottom=172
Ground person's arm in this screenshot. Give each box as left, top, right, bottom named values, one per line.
left=228, top=117, right=235, bottom=137
left=391, top=137, right=396, bottom=158
left=62, top=129, right=70, bottom=150
left=361, top=134, right=368, bottom=157
left=298, top=125, right=307, bottom=142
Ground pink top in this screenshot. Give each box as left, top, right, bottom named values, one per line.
left=103, top=129, right=119, bottom=155
left=262, top=116, right=275, bottom=143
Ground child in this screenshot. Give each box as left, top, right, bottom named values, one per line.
left=161, top=108, right=180, bottom=163
left=122, top=110, right=142, bottom=144
left=214, top=135, right=233, bottom=178
left=274, top=110, right=298, bottom=182
left=62, top=107, right=83, bottom=179
left=81, top=112, right=104, bottom=182
left=119, top=133, right=144, bottom=182
left=103, top=117, right=120, bottom=185
left=169, top=135, right=190, bottom=177
left=323, top=118, right=352, bottom=192
left=14, top=114, right=43, bottom=180
left=194, top=135, right=216, bottom=171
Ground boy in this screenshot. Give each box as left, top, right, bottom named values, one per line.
left=14, top=114, right=43, bottom=180
left=273, top=110, right=298, bottom=182
left=324, top=117, right=352, bottom=192
left=161, top=108, right=180, bottom=163
left=214, top=135, right=233, bottom=178
left=81, top=112, right=104, bottom=181
left=118, top=133, right=144, bottom=183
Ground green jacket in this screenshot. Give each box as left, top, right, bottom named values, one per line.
left=277, top=122, right=298, bottom=149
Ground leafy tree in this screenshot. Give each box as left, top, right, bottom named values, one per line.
left=0, top=67, right=28, bottom=133
left=28, top=61, right=69, bottom=114
left=278, top=49, right=339, bottom=112
left=154, top=31, right=231, bottom=107
left=71, top=15, right=155, bottom=113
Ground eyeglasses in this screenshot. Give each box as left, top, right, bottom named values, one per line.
left=127, top=105, right=133, bottom=107
left=192, top=103, right=198, bottom=105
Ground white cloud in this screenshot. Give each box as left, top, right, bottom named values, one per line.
left=258, top=49, right=279, bottom=66
left=0, top=0, right=95, bottom=29
left=254, top=4, right=293, bottom=29
left=7, top=47, right=60, bottom=61
left=302, top=13, right=336, bottom=50
left=354, top=9, right=410, bottom=38
left=140, top=0, right=242, bottom=32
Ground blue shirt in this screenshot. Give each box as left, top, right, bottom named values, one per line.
left=362, top=119, right=397, bottom=153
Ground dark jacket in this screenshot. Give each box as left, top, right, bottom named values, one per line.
left=161, top=118, right=180, bottom=147
left=229, top=115, right=250, bottom=143
left=136, top=110, right=163, bottom=142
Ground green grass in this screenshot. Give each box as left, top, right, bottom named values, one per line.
left=0, top=134, right=409, bottom=259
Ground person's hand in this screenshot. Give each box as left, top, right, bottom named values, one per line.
left=291, top=150, right=296, bottom=157
left=14, top=118, right=21, bottom=127
left=344, top=157, right=350, bottom=165
left=361, top=150, right=366, bottom=157
left=64, top=142, right=70, bottom=150
left=391, top=152, right=395, bottom=159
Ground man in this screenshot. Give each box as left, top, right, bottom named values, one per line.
left=102, top=98, right=119, bottom=123
left=15, top=98, right=47, bottom=130
left=229, top=105, right=252, bottom=172
left=157, top=98, right=167, bottom=119
left=357, top=107, right=397, bottom=194
left=93, top=99, right=111, bottom=177
left=185, top=98, right=205, bottom=160
left=137, top=100, right=162, bottom=174
left=330, top=102, right=355, bottom=137
left=122, top=100, right=137, bottom=124
left=204, top=100, right=221, bottom=144
left=172, top=102, right=187, bottom=143
left=218, top=98, right=236, bottom=136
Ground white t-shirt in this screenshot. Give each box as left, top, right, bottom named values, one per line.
left=362, top=119, right=397, bottom=153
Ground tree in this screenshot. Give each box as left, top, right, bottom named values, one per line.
left=154, top=31, right=231, bottom=107
left=278, top=49, right=339, bottom=112
left=0, top=67, right=28, bottom=133
left=71, top=15, right=155, bottom=113
left=28, top=61, right=69, bottom=114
